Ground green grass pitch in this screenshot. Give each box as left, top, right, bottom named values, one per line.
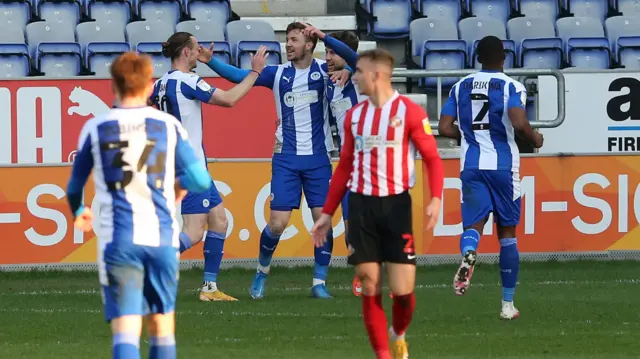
left=1, top=260, right=639, bottom=358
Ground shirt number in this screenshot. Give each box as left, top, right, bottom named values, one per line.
left=154, top=95, right=171, bottom=114
left=471, top=93, right=490, bottom=130
left=100, top=140, right=167, bottom=191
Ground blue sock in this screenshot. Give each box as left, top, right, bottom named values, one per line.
left=149, top=335, right=176, bottom=359
left=313, top=228, right=334, bottom=284
left=258, top=226, right=281, bottom=271
left=459, top=228, right=481, bottom=255
left=178, top=232, right=192, bottom=253
left=499, top=237, right=519, bottom=302
left=113, top=333, right=140, bottom=359
left=203, top=230, right=225, bottom=283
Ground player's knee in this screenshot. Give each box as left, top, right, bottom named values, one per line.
left=268, top=218, right=288, bottom=237
left=207, top=206, right=228, bottom=233
left=111, top=315, right=143, bottom=335
left=358, top=273, right=381, bottom=296
left=145, top=313, right=175, bottom=337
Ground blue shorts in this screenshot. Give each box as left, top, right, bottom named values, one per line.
left=270, top=153, right=332, bottom=211
left=341, top=191, right=349, bottom=220
left=100, top=243, right=179, bottom=322
left=461, top=169, right=521, bottom=228
left=181, top=180, right=223, bottom=215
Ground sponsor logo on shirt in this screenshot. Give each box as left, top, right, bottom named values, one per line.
left=310, top=72, right=321, bottom=81
left=422, top=118, right=432, bottom=135
left=196, top=80, right=213, bottom=93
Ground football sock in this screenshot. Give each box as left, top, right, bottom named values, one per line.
left=460, top=228, right=481, bottom=255
left=258, top=226, right=281, bottom=274
left=149, top=335, right=176, bottom=359
left=178, top=232, right=192, bottom=254
left=499, top=237, right=519, bottom=302
left=313, top=228, right=333, bottom=285
left=362, top=294, right=390, bottom=359
left=203, top=230, right=225, bottom=284
left=391, top=292, right=416, bottom=338
left=113, top=332, right=140, bottom=359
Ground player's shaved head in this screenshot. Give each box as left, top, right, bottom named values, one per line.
left=110, top=52, right=153, bottom=98
left=476, top=35, right=505, bottom=69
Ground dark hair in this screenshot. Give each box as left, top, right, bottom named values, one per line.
left=358, top=48, right=394, bottom=67
left=476, top=35, right=505, bottom=67
left=162, top=32, right=194, bottom=60
left=286, top=22, right=318, bottom=51
left=328, top=31, right=359, bottom=52
left=110, top=52, right=153, bottom=97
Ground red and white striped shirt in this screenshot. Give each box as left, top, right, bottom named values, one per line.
left=323, top=92, right=445, bottom=215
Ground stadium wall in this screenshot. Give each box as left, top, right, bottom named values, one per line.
left=0, top=74, right=639, bottom=271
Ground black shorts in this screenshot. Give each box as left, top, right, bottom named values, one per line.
left=347, top=191, right=416, bottom=266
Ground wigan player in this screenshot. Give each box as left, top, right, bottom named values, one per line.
left=205, top=22, right=357, bottom=299
left=312, top=49, right=444, bottom=359
left=151, top=32, right=268, bottom=302
left=67, top=52, right=211, bottom=359
left=438, top=36, right=544, bottom=320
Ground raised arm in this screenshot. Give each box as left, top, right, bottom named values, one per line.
left=438, top=85, right=461, bottom=141
left=174, top=124, right=212, bottom=193
left=507, top=81, right=543, bottom=148
left=200, top=43, right=275, bottom=88
left=66, top=125, right=94, bottom=218
left=303, top=24, right=359, bottom=70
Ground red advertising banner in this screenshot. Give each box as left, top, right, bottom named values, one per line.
left=0, top=78, right=279, bottom=164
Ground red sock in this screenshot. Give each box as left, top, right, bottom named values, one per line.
left=392, top=292, right=416, bottom=337
left=362, top=294, right=390, bottom=359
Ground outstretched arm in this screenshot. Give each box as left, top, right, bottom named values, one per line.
left=199, top=43, right=275, bottom=89
left=66, top=126, right=94, bottom=218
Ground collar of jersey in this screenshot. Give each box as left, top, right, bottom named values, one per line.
left=480, top=69, right=500, bottom=73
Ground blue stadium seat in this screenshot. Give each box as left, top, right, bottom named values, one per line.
left=565, top=0, right=608, bottom=23
left=472, top=39, right=516, bottom=68
left=458, top=17, right=507, bottom=65
left=616, top=36, right=640, bottom=69
left=139, top=0, right=181, bottom=26
left=26, top=21, right=76, bottom=58
left=518, top=0, right=559, bottom=23
left=36, top=42, right=82, bottom=76
left=0, top=0, right=31, bottom=32
left=136, top=41, right=171, bottom=76
left=363, top=0, right=412, bottom=39
left=0, top=43, right=30, bottom=78
left=617, top=0, right=640, bottom=17
left=176, top=20, right=225, bottom=42
left=226, top=20, right=276, bottom=63
left=521, top=37, right=563, bottom=68
left=89, top=0, right=132, bottom=29
left=125, top=20, right=174, bottom=49
left=236, top=40, right=281, bottom=69
left=420, top=40, right=466, bottom=88
left=409, top=18, right=459, bottom=65
left=605, top=16, right=640, bottom=64
left=556, top=17, right=606, bottom=57
left=38, top=0, right=82, bottom=33
left=507, top=17, right=558, bottom=65
left=87, top=42, right=130, bottom=76
left=0, top=24, right=27, bottom=44
left=469, top=0, right=511, bottom=26
left=566, top=37, right=611, bottom=68
left=418, top=0, right=461, bottom=23
left=187, top=0, right=230, bottom=24
left=76, top=22, right=126, bottom=65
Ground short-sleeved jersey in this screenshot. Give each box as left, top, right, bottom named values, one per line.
left=327, top=79, right=366, bottom=147
left=442, top=70, right=526, bottom=172
left=151, top=70, right=216, bottom=163
left=253, top=59, right=334, bottom=155
left=75, top=107, right=192, bottom=248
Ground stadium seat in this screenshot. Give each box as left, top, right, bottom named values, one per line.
left=507, top=17, right=559, bottom=66
left=409, top=18, right=459, bottom=64
left=557, top=16, right=606, bottom=57
left=36, top=42, right=82, bottom=76
left=38, top=0, right=82, bottom=34
left=419, top=39, right=466, bottom=88
left=617, top=0, right=640, bottom=17
left=520, top=37, right=563, bottom=68
left=605, top=16, right=640, bottom=64
left=566, top=37, right=611, bottom=68
left=469, top=0, right=511, bottom=26
left=0, top=43, right=30, bottom=78
left=458, top=17, right=507, bottom=64
left=0, top=0, right=31, bottom=32
left=125, top=20, right=174, bottom=49
left=76, top=22, right=126, bottom=65
left=518, top=0, right=559, bottom=23
left=418, top=0, right=461, bottom=23
left=136, top=41, right=170, bottom=76
left=472, top=39, right=516, bottom=68
left=176, top=20, right=225, bottom=42
left=26, top=21, right=76, bottom=58
left=236, top=41, right=281, bottom=69
left=226, top=20, right=277, bottom=63
left=616, top=36, right=640, bottom=69
left=139, top=0, right=181, bottom=26
left=0, top=24, right=27, bottom=44
left=187, top=0, right=230, bottom=24
left=565, top=0, right=608, bottom=23
left=361, top=0, right=412, bottom=39
left=88, top=0, right=132, bottom=29
left=86, top=42, right=130, bottom=76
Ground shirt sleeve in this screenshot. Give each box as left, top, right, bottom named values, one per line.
left=174, top=123, right=212, bottom=193
left=255, top=65, right=277, bottom=88
left=149, top=80, right=160, bottom=106
left=323, top=35, right=359, bottom=70
left=181, top=77, right=217, bottom=104
left=507, top=81, right=527, bottom=109
left=205, top=57, right=276, bottom=89
left=440, top=85, right=458, bottom=117
left=322, top=109, right=355, bottom=215
left=66, top=124, right=94, bottom=217
left=406, top=101, right=444, bottom=200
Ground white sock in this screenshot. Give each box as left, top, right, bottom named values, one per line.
left=312, top=278, right=325, bottom=287
left=203, top=281, right=217, bottom=292
left=257, top=264, right=270, bottom=274
left=389, top=327, right=405, bottom=341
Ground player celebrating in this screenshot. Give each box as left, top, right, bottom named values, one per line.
left=151, top=32, right=268, bottom=302
left=437, top=36, right=544, bottom=319
left=205, top=22, right=358, bottom=299
left=67, top=52, right=211, bottom=359
left=312, top=49, right=444, bottom=359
